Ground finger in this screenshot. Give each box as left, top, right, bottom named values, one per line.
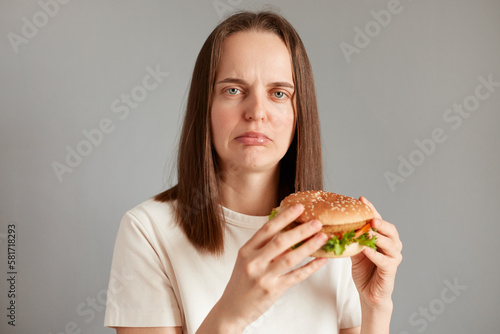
left=280, top=257, right=328, bottom=288
left=262, top=219, right=325, bottom=264
left=247, top=204, right=304, bottom=249
left=370, top=229, right=401, bottom=259
left=362, top=242, right=402, bottom=273
left=371, top=218, right=403, bottom=252
left=359, top=196, right=382, bottom=220
left=267, top=227, right=328, bottom=274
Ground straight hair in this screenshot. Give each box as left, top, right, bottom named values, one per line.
left=154, top=11, right=323, bottom=255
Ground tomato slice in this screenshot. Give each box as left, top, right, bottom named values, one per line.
left=354, top=222, right=372, bottom=239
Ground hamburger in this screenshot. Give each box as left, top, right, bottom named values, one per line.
left=270, top=190, right=377, bottom=258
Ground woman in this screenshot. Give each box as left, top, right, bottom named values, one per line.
left=104, top=11, right=402, bottom=333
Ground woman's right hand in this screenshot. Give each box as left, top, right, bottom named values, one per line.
left=197, top=204, right=329, bottom=333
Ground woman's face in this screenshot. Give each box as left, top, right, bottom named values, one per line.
left=211, top=31, right=296, bottom=175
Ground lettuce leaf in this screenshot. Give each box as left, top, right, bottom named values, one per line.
left=321, top=229, right=377, bottom=255
left=269, top=209, right=278, bottom=220
left=355, top=232, right=377, bottom=250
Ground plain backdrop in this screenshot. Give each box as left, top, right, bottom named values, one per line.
left=1, top=0, right=499, bottom=333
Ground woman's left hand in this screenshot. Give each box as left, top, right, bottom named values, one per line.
left=350, top=196, right=403, bottom=308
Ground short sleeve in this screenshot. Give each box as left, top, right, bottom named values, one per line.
left=104, top=211, right=182, bottom=327
left=338, top=259, right=362, bottom=329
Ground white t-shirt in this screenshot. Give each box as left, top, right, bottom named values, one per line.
left=104, top=198, right=361, bottom=333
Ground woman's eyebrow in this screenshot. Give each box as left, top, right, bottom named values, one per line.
left=269, top=81, right=295, bottom=89
left=215, top=77, right=247, bottom=85
left=216, top=77, right=294, bottom=89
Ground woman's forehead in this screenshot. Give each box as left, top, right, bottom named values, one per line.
left=216, top=31, right=293, bottom=82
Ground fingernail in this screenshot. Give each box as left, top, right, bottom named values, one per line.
left=316, top=232, right=328, bottom=243
left=310, top=220, right=322, bottom=230
left=294, top=204, right=304, bottom=211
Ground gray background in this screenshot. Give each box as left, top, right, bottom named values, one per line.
left=1, top=0, right=499, bottom=333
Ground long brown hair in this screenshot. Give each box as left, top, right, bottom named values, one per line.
left=154, top=10, right=323, bottom=255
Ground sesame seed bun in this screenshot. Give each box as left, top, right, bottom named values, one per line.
left=277, top=190, right=374, bottom=258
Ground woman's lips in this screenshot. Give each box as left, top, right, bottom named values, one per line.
left=235, top=132, right=270, bottom=145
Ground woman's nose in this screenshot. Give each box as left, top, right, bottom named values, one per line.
left=244, top=92, right=266, bottom=121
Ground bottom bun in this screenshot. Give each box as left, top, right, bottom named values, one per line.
left=310, top=242, right=365, bottom=258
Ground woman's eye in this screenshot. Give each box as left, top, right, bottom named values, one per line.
left=226, top=88, right=240, bottom=95
left=273, top=91, right=286, bottom=99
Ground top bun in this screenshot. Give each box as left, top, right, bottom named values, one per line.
left=279, top=190, right=373, bottom=233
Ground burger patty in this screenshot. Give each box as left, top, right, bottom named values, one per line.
left=284, top=219, right=368, bottom=235
left=320, top=219, right=370, bottom=234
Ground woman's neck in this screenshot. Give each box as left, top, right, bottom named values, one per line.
left=218, top=167, right=279, bottom=216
